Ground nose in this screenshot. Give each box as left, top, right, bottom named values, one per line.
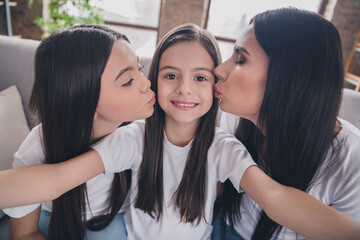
left=214, top=62, right=227, bottom=82
left=140, top=74, right=151, bottom=93
left=176, top=79, right=192, bottom=95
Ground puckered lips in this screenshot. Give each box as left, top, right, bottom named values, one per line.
left=148, top=94, right=156, bottom=105
left=170, top=100, right=199, bottom=110
left=214, top=85, right=222, bottom=99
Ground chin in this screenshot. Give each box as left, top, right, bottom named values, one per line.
left=144, top=109, right=155, bottom=119
left=219, top=102, right=235, bottom=115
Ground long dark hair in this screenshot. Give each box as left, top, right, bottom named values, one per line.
left=29, top=25, right=131, bottom=240
left=135, top=23, right=221, bottom=224
left=220, top=8, right=344, bottom=239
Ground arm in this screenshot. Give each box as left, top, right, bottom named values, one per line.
left=0, top=150, right=103, bottom=209
left=9, top=206, right=47, bottom=240
left=0, top=121, right=143, bottom=209
left=240, top=166, right=360, bottom=240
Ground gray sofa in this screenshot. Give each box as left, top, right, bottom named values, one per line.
left=0, top=35, right=359, bottom=240
left=0, top=36, right=40, bottom=240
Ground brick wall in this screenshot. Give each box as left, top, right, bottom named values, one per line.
left=331, top=0, right=360, bottom=83
left=10, top=0, right=43, bottom=40
left=157, top=0, right=209, bottom=41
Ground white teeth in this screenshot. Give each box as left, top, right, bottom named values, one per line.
left=176, top=103, right=196, bottom=107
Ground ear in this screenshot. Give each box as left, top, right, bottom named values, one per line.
left=94, top=111, right=98, bottom=120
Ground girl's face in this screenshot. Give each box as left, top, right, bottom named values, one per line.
left=94, top=40, right=156, bottom=136
left=157, top=41, right=215, bottom=127
left=214, top=26, right=268, bottom=124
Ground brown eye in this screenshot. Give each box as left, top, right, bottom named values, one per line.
left=235, top=53, right=246, bottom=64
left=165, top=74, right=177, bottom=80
left=195, top=76, right=207, bottom=82
left=122, top=78, right=134, bottom=86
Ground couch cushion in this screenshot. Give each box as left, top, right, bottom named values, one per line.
left=339, top=88, right=360, bottom=129
left=0, top=36, right=40, bottom=129
left=0, top=85, right=30, bottom=218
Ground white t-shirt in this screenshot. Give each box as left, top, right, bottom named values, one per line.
left=92, top=120, right=256, bottom=240
left=218, top=109, right=240, bottom=135
left=3, top=125, right=117, bottom=221
left=219, top=113, right=360, bottom=240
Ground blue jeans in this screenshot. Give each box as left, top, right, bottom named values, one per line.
left=211, top=215, right=245, bottom=240
left=39, top=210, right=128, bottom=240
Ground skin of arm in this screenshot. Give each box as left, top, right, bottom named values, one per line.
left=240, top=166, right=360, bottom=240
left=9, top=206, right=47, bottom=240
left=2, top=146, right=359, bottom=239
left=0, top=150, right=103, bottom=209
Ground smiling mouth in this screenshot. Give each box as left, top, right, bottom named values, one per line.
left=171, top=101, right=199, bottom=110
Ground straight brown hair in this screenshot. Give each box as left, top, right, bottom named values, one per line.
left=30, top=25, right=131, bottom=240
left=135, top=23, right=222, bottom=224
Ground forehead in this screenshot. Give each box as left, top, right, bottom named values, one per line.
left=159, top=41, right=214, bottom=69
left=234, top=25, right=256, bottom=49
left=108, top=39, right=137, bottom=65
left=233, top=25, right=268, bottom=59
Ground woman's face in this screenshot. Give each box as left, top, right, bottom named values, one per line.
left=93, top=39, right=156, bottom=137
left=214, top=26, right=268, bottom=124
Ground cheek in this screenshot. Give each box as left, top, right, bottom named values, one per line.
left=201, top=85, right=214, bottom=109
left=224, top=71, right=266, bottom=114
left=98, top=87, right=141, bottom=118
left=157, top=82, right=170, bottom=108
left=97, top=95, right=126, bottom=117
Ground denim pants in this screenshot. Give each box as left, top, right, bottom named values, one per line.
left=39, top=210, right=128, bottom=240
left=211, top=215, right=245, bottom=240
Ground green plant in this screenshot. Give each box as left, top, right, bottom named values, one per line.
left=29, top=0, right=104, bottom=37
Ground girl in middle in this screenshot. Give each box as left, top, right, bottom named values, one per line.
left=92, top=22, right=246, bottom=239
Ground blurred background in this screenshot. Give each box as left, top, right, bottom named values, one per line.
left=1, top=0, right=359, bottom=89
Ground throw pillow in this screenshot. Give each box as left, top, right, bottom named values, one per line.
left=0, top=85, right=30, bottom=218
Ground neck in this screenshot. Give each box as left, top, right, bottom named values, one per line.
left=334, top=119, right=341, bottom=136
left=91, top=119, right=123, bottom=143
left=164, top=116, right=199, bottom=147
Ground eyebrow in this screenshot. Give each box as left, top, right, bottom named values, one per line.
left=115, top=66, right=134, bottom=81
left=234, top=46, right=251, bottom=56
left=159, top=65, right=213, bottom=73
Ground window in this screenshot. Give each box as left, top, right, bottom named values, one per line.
left=206, top=0, right=323, bottom=59
left=100, top=0, right=162, bottom=58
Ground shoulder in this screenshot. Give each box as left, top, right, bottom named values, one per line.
left=338, top=118, right=360, bottom=141
left=209, top=127, right=249, bottom=160
left=217, top=109, right=240, bottom=135
left=13, top=124, right=45, bottom=167
left=213, top=127, right=242, bottom=144
left=320, top=118, right=360, bottom=192
left=317, top=119, right=360, bottom=219
left=91, top=120, right=145, bottom=171
left=336, top=119, right=360, bottom=160
left=92, top=120, right=145, bottom=158
left=118, top=120, right=145, bottom=136
left=102, top=120, right=145, bottom=144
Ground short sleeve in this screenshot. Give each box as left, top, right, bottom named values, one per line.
left=3, top=125, right=45, bottom=218
left=92, top=121, right=145, bottom=174
left=329, top=123, right=360, bottom=220
left=211, top=129, right=256, bottom=192
left=218, top=110, right=240, bottom=135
